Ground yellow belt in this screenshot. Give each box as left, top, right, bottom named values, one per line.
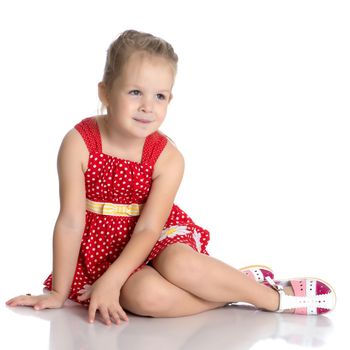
left=86, top=199, right=144, bottom=217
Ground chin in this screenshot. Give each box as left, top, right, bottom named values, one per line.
left=131, top=128, right=157, bottom=139
left=135, top=124, right=160, bottom=137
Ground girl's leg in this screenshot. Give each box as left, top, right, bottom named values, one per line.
left=120, top=265, right=227, bottom=317
left=152, top=243, right=284, bottom=312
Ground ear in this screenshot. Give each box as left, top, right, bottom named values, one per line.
left=98, top=82, right=109, bottom=107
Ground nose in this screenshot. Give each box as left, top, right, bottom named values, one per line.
left=138, top=96, right=153, bottom=113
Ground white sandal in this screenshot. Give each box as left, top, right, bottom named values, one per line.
left=265, top=276, right=336, bottom=315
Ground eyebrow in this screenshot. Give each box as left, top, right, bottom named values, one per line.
left=125, top=84, right=171, bottom=93
left=157, top=89, right=171, bottom=93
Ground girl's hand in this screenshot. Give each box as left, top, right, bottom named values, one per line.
left=6, top=290, right=66, bottom=310
left=77, top=277, right=129, bottom=326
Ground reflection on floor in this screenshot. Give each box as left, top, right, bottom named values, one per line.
left=4, top=300, right=338, bottom=350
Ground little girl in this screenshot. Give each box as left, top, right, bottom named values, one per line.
left=6, top=29, right=336, bottom=326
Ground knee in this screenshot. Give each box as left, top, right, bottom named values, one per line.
left=136, top=286, right=171, bottom=317
left=121, top=275, right=172, bottom=317
left=157, top=244, right=205, bottom=282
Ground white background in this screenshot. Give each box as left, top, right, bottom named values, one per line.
left=0, top=0, right=349, bottom=341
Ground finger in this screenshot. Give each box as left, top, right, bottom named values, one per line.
left=7, top=296, right=36, bottom=307
left=78, top=285, right=91, bottom=295
left=88, top=304, right=97, bottom=323
left=115, top=305, right=129, bottom=322
left=34, top=302, right=45, bottom=310
left=118, top=308, right=129, bottom=322
left=6, top=297, right=17, bottom=305
left=110, top=309, right=121, bottom=325
left=35, top=299, right=61, bottom=310
left=111, top=307, right=129, bottom=325
left=98, top=306, right=112, bottom=326
left=6, top=297, right=19, bottom=305
left=6, top=295, right=28, bottom=305
left=34, top=297, right=53, bottom=310
left=77, top=290, right=91, bottom=301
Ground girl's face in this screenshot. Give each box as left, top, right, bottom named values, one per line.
left=99, top=52, right=175, bottom=139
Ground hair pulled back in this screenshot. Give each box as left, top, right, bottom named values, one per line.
left=102, top=29, right=178, bottom=90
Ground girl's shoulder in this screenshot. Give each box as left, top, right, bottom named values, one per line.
left=61, top=127, right=89, bottom=152
left=152, top=134, right=184, bottom=179
left=58, top=127, right=90, bottom=173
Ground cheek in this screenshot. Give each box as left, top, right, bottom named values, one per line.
left=158, top=103, right=168, bottom=115
left=156, top=109, right=167, bottom=122
left=116, top=98, right=137, bottom=112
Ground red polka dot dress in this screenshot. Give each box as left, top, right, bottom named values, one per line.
left=43, top=116, right=210, bottom=304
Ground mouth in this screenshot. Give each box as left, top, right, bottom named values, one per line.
left=133, top=118, right=153, bottom=124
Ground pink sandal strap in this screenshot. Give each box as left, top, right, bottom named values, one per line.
left=240, top=265, right=274, bottom=283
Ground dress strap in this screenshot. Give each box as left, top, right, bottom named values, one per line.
left=141, top=131, right=168, bottom=166
left=74, top=117, right=102, bottom=153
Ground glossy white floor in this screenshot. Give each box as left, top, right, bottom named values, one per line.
left=1, top=281, right=346, bottom=350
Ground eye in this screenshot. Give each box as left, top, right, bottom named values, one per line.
left=129, top=90, right=141, bottom=96
left=156, top=93, right=166, bottom=101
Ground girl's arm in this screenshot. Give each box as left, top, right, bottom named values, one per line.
left=6, top=129, right=87, bottom=309
left=51, top=128, right=87, bottom=300
left=78, top=141, right=184, bottom=324
left=80, top=141, right=184, bottom=290
left=106, top=141, right=184, bottom=285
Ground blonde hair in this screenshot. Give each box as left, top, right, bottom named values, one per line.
left=102, top=29, right=178, bottom=91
